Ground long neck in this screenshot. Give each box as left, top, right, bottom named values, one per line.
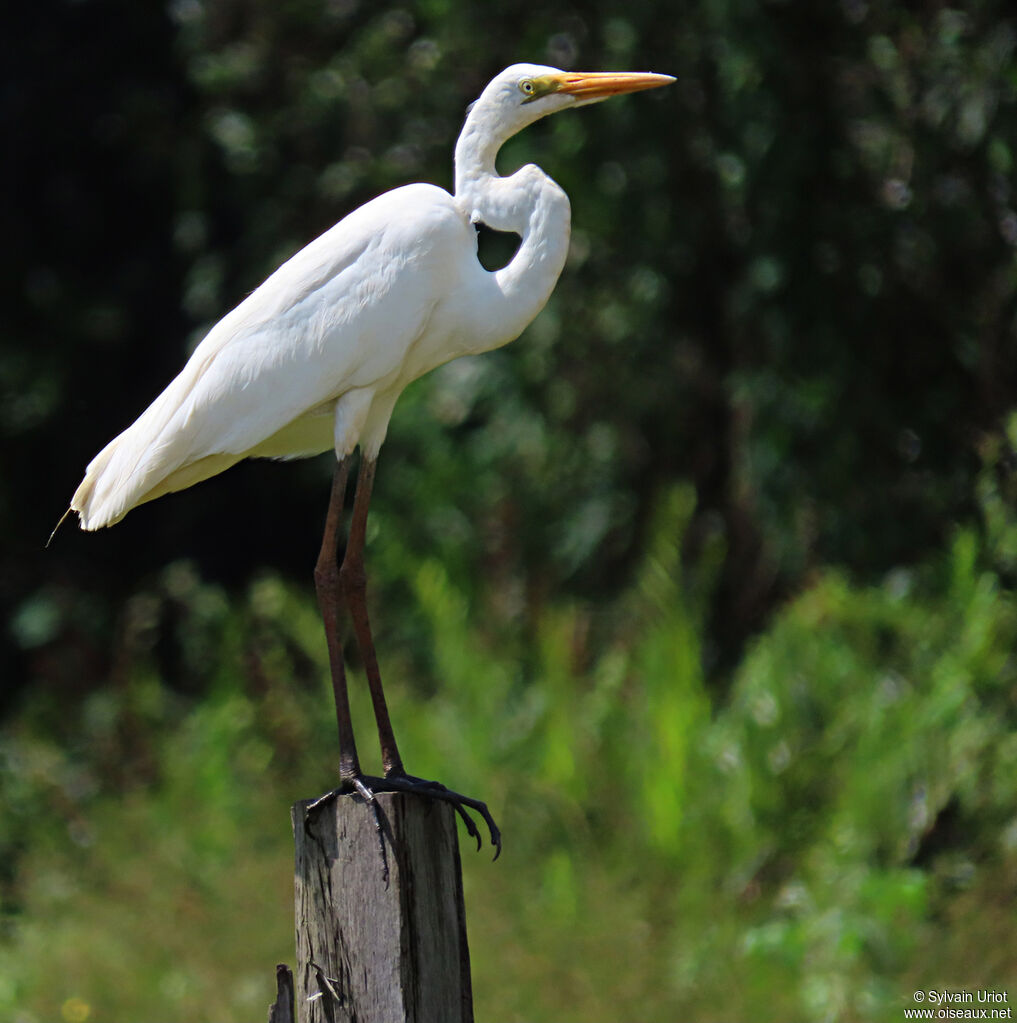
left=453, top=111, right=572, bottom=350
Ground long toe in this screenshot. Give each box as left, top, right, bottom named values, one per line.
left=305, top=774, right=501, bottom=858
left=381, top=774, right=501, bottom=859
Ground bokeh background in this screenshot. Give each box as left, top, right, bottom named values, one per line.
left=4, top=1, right=1017, bottom=1020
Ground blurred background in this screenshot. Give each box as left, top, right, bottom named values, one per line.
left=4, top=0, right=1017, bottom=1019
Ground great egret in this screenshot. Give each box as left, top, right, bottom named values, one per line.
left=68, top=63, right=674, bottom=854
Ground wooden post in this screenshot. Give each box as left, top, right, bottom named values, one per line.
left=268, top=964, right=295, bottom=1023
left=287, top=791, right=474, bottom=1023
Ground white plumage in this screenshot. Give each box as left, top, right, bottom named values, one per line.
left=73, top=185, right=475, bottom=527
left=67, top=62, right=674, bottom=852
left=70, top=64, right=672, bottom=531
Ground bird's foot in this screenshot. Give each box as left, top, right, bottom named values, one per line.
left=381, top=772, right=502, bottom=860
left=305, top=773, right=501, bottom=860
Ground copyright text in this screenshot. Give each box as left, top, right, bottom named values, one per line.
left=906, top=989, right=1011, bottom=1020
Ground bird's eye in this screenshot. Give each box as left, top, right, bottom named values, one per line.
left=520, top=80, right=535, bottom=96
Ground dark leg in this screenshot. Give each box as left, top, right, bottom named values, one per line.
left=339, top=457, right=405, bottom=777
left=313, top=455, right=361, bottom=782
left=311, top=451, right=501, bottom=858
left=339, top=454, right=501, bottom=858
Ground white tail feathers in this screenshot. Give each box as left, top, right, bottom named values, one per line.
left=71, top=425, right=240, bottom=530
left=69, top=350, right=223, bottom=530
left=71, top=439, right=126, bottom=530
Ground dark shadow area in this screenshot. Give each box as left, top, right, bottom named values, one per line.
left=474, top=222, right=522, bottom=271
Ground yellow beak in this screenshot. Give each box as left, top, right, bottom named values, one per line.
left=552, top=70, right=676, bottom=100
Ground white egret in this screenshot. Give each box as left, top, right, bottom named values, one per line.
left=68, top=64, right=674, bottom=854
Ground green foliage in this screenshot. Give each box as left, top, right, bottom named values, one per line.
left=8, top=0, right=1017, bottom=678
left=675, top=531, right=1017, bottom=1021
left=3, top=484, right=1017, bottom=1021
left=6, top=1, right=1017, bottom=1019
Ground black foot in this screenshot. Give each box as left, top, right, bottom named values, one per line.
left=306, top=773, right=501, bottom=860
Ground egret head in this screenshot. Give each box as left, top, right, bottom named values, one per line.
left=465, top=63, right=675, bottom=142
left=454, top=63, right=674, bottom=216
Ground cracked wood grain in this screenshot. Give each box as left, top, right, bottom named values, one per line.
left=291, top=792, right=473, bottom=1023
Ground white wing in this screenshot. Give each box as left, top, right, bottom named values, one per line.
left=72, top=183, right=473, bottom=529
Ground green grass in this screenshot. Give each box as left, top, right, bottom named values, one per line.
left=3, top=488, right=1017, bottom=1021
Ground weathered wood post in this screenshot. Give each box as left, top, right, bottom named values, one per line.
left=268, top=964, right=296, bottom=1023
left=270, top=791, right=474, bottom=1023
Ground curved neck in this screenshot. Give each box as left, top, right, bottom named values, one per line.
left=454, top=113, right=502, bottom=206
left=453, top=111, right=572, bottom=350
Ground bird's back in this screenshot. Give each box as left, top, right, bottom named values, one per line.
left=72, top=183, right=475, bottom=529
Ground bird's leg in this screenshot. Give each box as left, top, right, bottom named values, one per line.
left=339, top=456, right=405, bottom=777
left=338, top=454, right=502, bottom=858
left=307, top=454, right=390, bottom=868
left=313, top=454, right=361, bottom=783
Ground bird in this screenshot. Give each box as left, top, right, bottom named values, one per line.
left=67, top=63, right=675, bottom=855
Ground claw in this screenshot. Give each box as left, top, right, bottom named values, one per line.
left=307, top=773, right=501, bottom=859
left=304, top=787, right=340, bottom=836
left=382, top=774, right=502, bottom=860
